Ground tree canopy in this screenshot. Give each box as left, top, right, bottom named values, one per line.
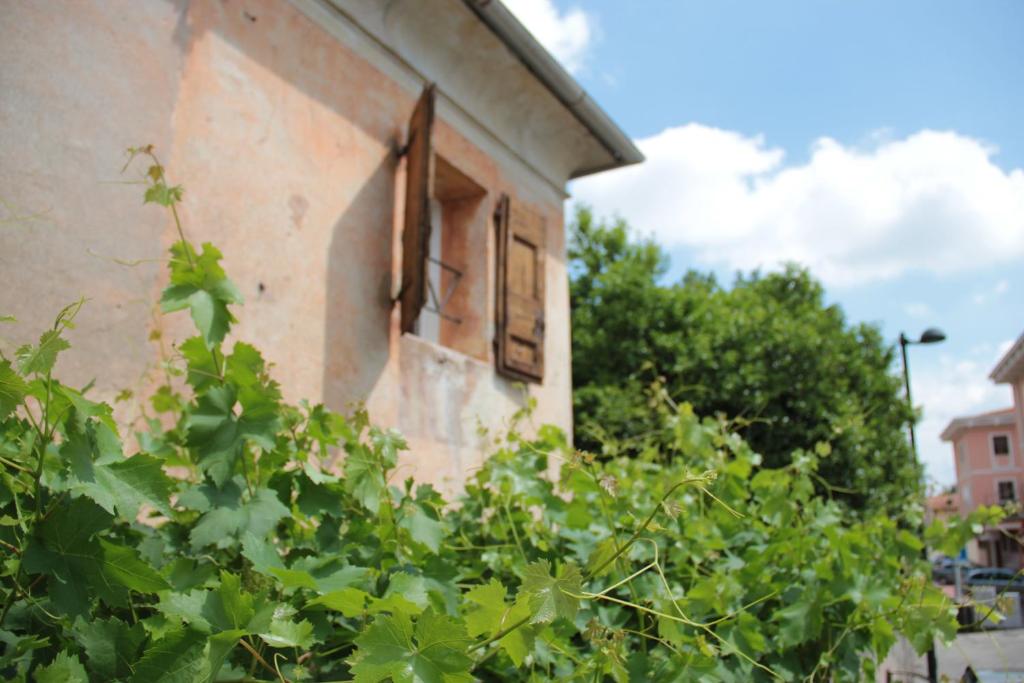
left=569, top=206, right=920, bottom=513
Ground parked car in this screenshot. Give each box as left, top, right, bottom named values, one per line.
left=964, top=567, right=1024, bottom=590
left=932, top=556, right=980, bottom=584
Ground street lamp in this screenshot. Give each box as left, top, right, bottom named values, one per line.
left=899, top=327, right=946, bottom=454
left=898, top=326, right=946, bottom=683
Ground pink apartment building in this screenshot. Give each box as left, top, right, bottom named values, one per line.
left=941, top=332, right=1024, bottom=569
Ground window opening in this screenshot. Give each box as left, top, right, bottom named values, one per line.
left=408, top=155, right=487, bottom=357
left=998, top=480, right=1016, bottom=503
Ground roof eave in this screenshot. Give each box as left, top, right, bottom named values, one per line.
left=991, top=333, right=1024, bottom=384
left=461, top=0, right=644, bottom=178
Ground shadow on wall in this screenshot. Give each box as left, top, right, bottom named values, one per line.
left=168, top=0, right=414, bottom=410
left=322, top=156, right=396, bottom=414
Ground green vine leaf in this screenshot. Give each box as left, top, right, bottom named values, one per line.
left=33, top=651, right=88, bottom=683
left=344, top=444, right=388, bottom=514
left=0, top=360, right=28, bottom=418
left=71, top=616, right=146, bottom=680
left=347, top=608, right=473, bottom=683
left=160, top=242, right=242, bottom=348
left=772, top=588, right=823, bottom=648
left=129, top=628, right=209, bottom=683
left=16, top=329, right=70, bottom=376
left=520, top=560, right=583, bottom=624
left=186, top=485, right=289, bottom=551
left=463, top=579, right=533, bottom=666
left=258, top=617, right=315, bottom=649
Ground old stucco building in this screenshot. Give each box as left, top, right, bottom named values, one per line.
left=0, top=0, right=641, bottom=491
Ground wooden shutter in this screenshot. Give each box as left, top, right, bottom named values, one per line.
left=495, top=195, right=546, bottom=383
left=400, top=84, right=436, bottom=334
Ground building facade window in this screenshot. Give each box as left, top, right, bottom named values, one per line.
left=992, top=433, right=1013, bottom=470
left=997, top=480, right=1016, bottom=504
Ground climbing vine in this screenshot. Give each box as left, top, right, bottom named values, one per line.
left=0, top=149, right=1003, bottom=681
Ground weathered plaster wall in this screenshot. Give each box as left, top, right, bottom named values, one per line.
left=0, top=0, right=574, bottom=494
left=0, top=0, right=188, bottom=395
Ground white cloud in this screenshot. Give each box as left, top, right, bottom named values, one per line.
left=502, top=0, right=594, bottom=74
left=914, top=343, right=1015, bottom=488
left=572, top=125, right=1024, bottom=287
left=973, top=278, right=1010, bottom=305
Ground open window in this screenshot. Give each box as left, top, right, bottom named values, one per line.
left=494, top=195, right=546, bottom=383
left=399, top=85, right=488, bottom=359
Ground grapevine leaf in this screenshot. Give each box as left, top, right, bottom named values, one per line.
left=240, top=532, right=285, bottom=574
left=203, top=632, right=241, bottom=683
left=21, top=498, right=114, bottom=617
left=66, top=431, right=174, bottom=518
left=520, top=561, right=583, bottom=624
left=189, top=487, right=289, bottom=551
left=348, top=608, right=473, bottom=683
left=773, top=590, right=822, bottom=648
left=143, top=183, right=184, bottom=207
left=186, top=386, right=242, bottom=486
left=33, top=651, right=88, bottom=682
left=157, top=589, right=212, bottom=633
left=129, top=628, right=209, bottom=683
left=179, top=336, right=219, bottom=391
left=0, top=360, right=28, bottom=418
left=258, top=618, right=315, bottom=649
left=464, top=580, right=507, bottom=637
left=160, top=242, right=241, bottom=348
left=585, top=537, right=620, bottom=578
left=71, top=616, right=146, bottom=679
left=269, top=567, right=319, bottom=590
left=97, top=539, right=172, bottom=593
left=186, top=384, right=280, bottom=486
left=16, top=329, right=70, bottom=376
left=309, top=588, right=373, bottom=618
left=370, top=427, right=406, bottom=469
left=201, top=573, right=255, bottom=632
left=463, top=580, right=533, bottom=666
left=344, top=444, right=387, bottom=514
left=399, top=500, right=446, bottom=553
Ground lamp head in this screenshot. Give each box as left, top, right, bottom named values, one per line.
left=919, top=328, right=946, bottom=344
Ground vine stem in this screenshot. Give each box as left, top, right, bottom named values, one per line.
left=468, top=614, right=531, bottom=654
left=586, top=476, right=706, bottom=579
left=239, top=638, right=288, bottom=681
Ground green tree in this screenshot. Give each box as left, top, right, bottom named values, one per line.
left=569, top=206, right=920, bottom=512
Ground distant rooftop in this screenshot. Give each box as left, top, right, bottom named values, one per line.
left=940, top=407, right=1016, bottom=442
left=991, top=331, right=1024, bottom=384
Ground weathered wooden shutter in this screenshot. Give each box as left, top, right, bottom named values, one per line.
left=495, top=195, right=546, bottom=383
left=400, top=84, right=436, bottom=334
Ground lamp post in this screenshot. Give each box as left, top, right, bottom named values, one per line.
left=898, top=327, right=946, bottom=683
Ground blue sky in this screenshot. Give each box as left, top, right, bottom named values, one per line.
left=505, top=0, right=1024, bottom=487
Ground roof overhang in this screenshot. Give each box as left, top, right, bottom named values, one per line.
left=991, top=332, right=1024, bottom=384
left=940, top=409, right=1017, bottom=442
left=460, top=0, right=644, bottom=178
left=321, top=0, right=642, bottom=187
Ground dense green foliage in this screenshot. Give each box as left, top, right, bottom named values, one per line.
left=0, top=153, right=999, bottom=681
left=569, top=207, right=920, bottom=513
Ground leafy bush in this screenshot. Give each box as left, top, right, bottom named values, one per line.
left=568, top=207, right=919, bottom=514
left=0, top=151, right=994, bottom=681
